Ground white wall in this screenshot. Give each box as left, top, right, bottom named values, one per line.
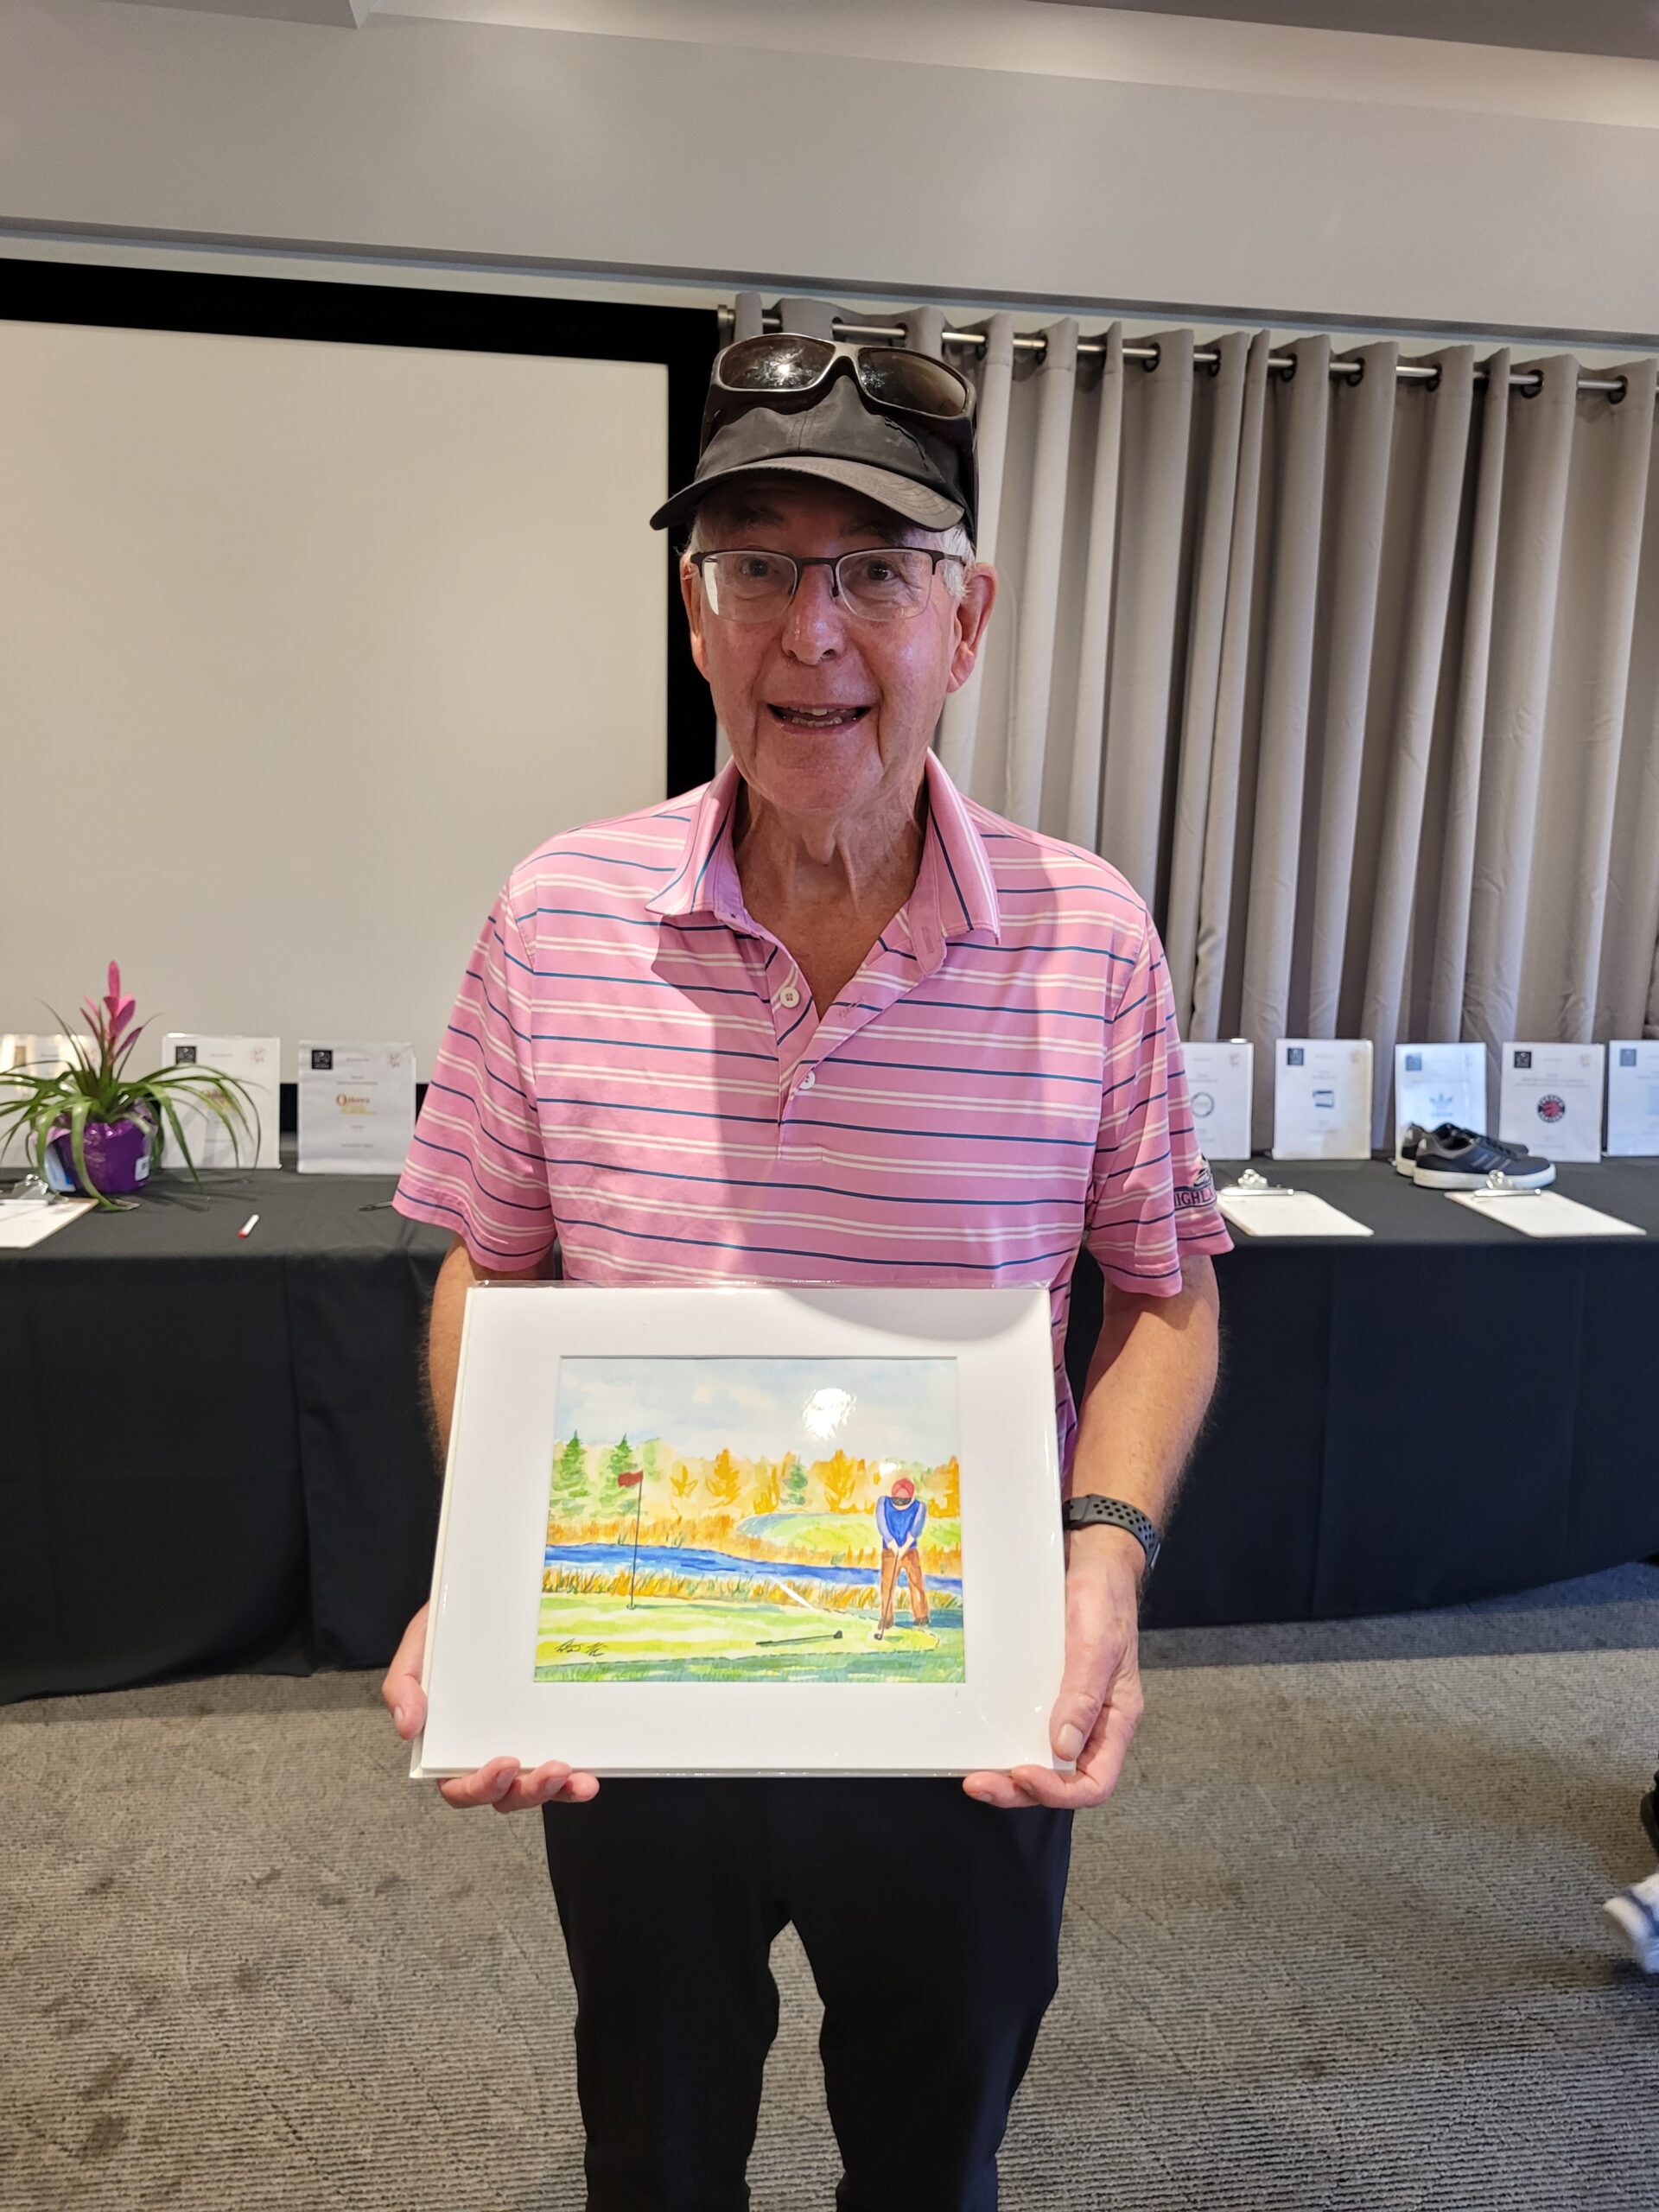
left=4, top=0, right=1658, bottom=344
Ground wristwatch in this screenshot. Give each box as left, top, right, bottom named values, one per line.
left=1061, top=1493, right=1162, bottom=1574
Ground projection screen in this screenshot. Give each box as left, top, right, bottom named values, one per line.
left=1, top=287, right=702, bottom=1074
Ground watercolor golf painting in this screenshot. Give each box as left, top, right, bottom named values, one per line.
left=536, top=1357, right=963, bottom=1683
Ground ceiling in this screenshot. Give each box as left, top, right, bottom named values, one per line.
left=1044, top=0, right=1659, bottom=60
left=93, top=0, right=1659, bottom=60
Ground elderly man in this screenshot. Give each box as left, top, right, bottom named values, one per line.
left=383, top=331, right=1230, bottom=2211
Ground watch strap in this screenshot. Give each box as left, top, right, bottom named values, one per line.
left=1061, top=1492, right=1162, bottom=1573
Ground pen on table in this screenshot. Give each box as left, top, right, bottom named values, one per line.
left=238, top=1213, right=260, bottom=1239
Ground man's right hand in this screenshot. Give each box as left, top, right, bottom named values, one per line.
left=381, top=1601, right=601, bottom=1813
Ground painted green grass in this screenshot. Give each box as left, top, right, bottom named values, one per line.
left=534, top=1590, right=965, bottom=1683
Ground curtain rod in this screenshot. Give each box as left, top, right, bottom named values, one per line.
left=719, top=305, right=1638, bottom=402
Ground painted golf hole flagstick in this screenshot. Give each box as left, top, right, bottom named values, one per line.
left=412, top=1285, right=1065, bottom=1777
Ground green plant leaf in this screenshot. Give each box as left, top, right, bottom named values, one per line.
left=153, top=1088, right=200, bottom=1185
left=144, top=1067, right=261, bottom=1166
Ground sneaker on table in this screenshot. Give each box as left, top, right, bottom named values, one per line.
left=1395, top=1122, right=1429, bottom=1176
left=1395, top=1119, right=1529, bottom=1178
left=1408, top=1123, right=1555, bottom=1190
left=1391, top=1119, right=1509, bottom=1175
left=1604, top=1867, right=1659, bottom=1974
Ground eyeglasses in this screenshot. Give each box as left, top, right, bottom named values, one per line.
left=688, top=546, right=968, bottom=624
left=702, top=335, right=975, bottom=449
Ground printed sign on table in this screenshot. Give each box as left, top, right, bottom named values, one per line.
left=1606, top=1040, right=1659, bottom=1158
left=1182, top=1039, right=1254, bottom=1162
left=1393, top=1041, right=1487, bottom=1153
left=162, top=1034, right=280, bottom=1170
left=1272, top=1039, right=1374, bottom=1160
left=1497, top=1043, right=1605, bottom=1164
left=296, top=1040, right=416, bottom=1174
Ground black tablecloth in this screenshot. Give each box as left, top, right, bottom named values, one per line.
left=4, top=1156, right=1658, bottom=1698
left=1122, top=1158, right=1659, bottom=1630
left=0, top=1167, right=450, bottom=1700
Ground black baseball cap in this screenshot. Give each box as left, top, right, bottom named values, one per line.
left=649, top=377, right=976, bottom=540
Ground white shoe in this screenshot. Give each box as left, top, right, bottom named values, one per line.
left=1603, top=1867, right=1659, bottom=1972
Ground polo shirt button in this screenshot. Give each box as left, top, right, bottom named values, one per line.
left=797, top=1071, right=816, bottom=1091
left=778, top=983, right=801, bottom=1008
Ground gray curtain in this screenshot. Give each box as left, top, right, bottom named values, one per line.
left=730, top=294, right=1659, bottom=1146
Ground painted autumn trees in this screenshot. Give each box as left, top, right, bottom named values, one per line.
left=549, top=1434, right=958, bottom=1525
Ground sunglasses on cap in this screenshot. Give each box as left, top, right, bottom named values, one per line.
left=701, top=334, right=976, bottom=452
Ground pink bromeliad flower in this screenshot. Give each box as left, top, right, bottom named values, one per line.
left=104, top=962, right=137, bottom=1048
left=80, top=961, right=138, bottom=1063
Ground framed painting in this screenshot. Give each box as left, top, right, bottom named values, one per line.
left=411, top=1283, right=1065, bottom=1777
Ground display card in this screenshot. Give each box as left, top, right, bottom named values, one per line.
left=1393, top=1041, right=1487, bottom=1152
left=1497, top=1043, right=1605, bottom=1164
left=162, top=1034, right=281, bottom=1170
left=1606, top=1041, right=1659, bottom=1158
left=1272, top=1039, right=1374, bottom=1160
left=1182, top=1039, right=1254, bottom=1163
left=296, top=1040, right=416, bottom=1174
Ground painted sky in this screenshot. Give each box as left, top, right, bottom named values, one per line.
left=553, top=1357, right=958, bottom=1466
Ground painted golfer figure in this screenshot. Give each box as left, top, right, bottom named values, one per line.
left=874, top=1474, right=930, bottom=1638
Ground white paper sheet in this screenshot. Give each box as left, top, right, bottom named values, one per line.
left=1393, top=1041, right=1487, bottom=1152
left=1498, top=1043, right=1605, bottom=1163
left=1272, top=1039, right=1374, bottom=1160
left=0, top=1197, right=97, bottom=1248
left=1606, top=1041, right=1659, bottom=1157
left=1217, top=1191, right=1374, bottom=1237
left=296, top=1040, right=415, bottom=1174
left=162, top=1034, right=281, bottom=1170
left=1445, top=1191, right=1643, bottom=1239
left=1183, top=1039, right=1254, bottom=1162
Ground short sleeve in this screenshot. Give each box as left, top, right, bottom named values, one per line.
left=391, top=888, right=556, bottom=1272
left=1083, top=906, right=1232, bottom=1296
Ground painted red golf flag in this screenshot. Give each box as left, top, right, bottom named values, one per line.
left=616, top=1467, right=644, bottom=1488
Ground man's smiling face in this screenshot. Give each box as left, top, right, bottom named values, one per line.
left=680, top=478, right=994, bottom=827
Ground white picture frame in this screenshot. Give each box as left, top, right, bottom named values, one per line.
left=412, top=1283, right=1066, bottom=1780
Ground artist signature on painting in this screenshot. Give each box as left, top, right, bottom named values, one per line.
left=556, top=1638, right=607, bottom=1658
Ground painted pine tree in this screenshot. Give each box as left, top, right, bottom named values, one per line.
left=607, top=1434, right=637, bottom=1506
left=554, top=1432, right=589, bottom=1524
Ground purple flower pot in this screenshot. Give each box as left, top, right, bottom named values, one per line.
left=46, top=1113, right=153, bottom=1197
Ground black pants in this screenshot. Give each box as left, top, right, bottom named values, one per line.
left=541, top=1779, right=1072, bottom=2212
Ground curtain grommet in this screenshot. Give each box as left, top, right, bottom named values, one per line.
left=1608, top=373, right=1630, bottom=406
left=1274, top=354, right=1298, bottom=385
left=1141, top=343, right=1160, bottom=375
left=1422, top=363, right=1442, bottom=395
left=1344, top=355, right=1364, bottom=387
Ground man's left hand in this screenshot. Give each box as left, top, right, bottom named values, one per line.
left=961, top=1524, right=1145, bottom=1811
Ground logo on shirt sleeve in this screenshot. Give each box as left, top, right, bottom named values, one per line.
left=1173, top=1160, right=1217, bottom=1211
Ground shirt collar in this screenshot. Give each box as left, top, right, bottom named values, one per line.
left=645, top=749, right=1001, bottom=948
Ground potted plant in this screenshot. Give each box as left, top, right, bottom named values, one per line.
left=0, top=963, right=261, bottom=1207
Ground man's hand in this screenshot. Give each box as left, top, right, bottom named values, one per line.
left=961, top=1525, right=1144, bottom=1811
left=381, top=1601, right=601, bottom=1813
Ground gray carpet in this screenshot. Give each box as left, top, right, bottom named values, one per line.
left=5, top=1567, right=1658, bottom=2211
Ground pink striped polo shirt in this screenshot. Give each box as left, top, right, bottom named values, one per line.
left=392, top=748, right=1231, bottom=1473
